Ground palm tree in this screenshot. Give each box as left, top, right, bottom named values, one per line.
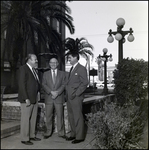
left=1, top=1, right=46, bottom=89
left=1, top=1, right=75, bottom=88
left=1, top=1, right=75, bottom=62
left=38, top=1, right=75, bottom=69
left=64, top=37, right=94, bottom=67
left=64, top=37, right=94, bottom=83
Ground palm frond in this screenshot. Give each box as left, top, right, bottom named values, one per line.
left=1, top=0, right=75, bottom=69
left=64, top=37, right=94, bottom=62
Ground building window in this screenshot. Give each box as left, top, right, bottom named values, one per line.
left=4, top=61, right=11, bottom=71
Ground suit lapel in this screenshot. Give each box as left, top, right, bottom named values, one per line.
left=69, top=63, right=80, bottom=80
left=49, top=70, right=54, bottom=86
left=55, top=70, right=60, bottom=86
left=26, top=64, right=40, bottom=84
left=26, top=64, right=35, bottom=79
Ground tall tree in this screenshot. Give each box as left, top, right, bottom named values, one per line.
left=38, top=1, right=75, bottom=69
left=1, top=1, right=47, bottom=89
left=1, top=1, right=75, bottom=88
left=64, top=37, right=94, bottom=67
left=64, top=37, right=94, bottom=82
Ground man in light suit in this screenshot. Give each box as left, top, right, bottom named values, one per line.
left=18, top=54, right=41, bottom=145
left=65, top=52, right=89, bottom=144
left=42, top=55, right=66, bottom=139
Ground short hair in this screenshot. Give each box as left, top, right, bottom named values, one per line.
left=25, top=54, right=35, bottom=63
left=49, top=54, right=58, bottom=62
left=67, top=52, right=80, bottom=60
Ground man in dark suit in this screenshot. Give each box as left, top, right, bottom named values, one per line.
left=18, top=54, right=41, bottom=145
left=42, top=55, right=66, bottom=139
left=65, top=52, right=89, bottom=144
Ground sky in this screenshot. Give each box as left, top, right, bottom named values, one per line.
left=65, top=1, right=148, bottom=67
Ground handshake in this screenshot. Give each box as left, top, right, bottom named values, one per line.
left=51, top=91, right=59, bottom=99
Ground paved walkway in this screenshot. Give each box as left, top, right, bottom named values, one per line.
left=1, top=120, right=96, bottom=149
left=1, top=93, right=108, bottom=149
left=1, top=93, right=147, bottom=149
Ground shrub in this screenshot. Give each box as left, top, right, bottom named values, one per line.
left=113, top=58, right=148, bottom=105
left=86, top=100, right=148, bottom=149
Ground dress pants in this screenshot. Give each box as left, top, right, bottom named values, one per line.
left=20, top=102, right=38, bottom=141
left=45, top=102, right=65, bottom=136
left=67, top=97, right=85, bottom=140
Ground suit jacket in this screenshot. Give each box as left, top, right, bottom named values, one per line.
left=42, top=69, right=66, bottom=104
left=18, top=64, right=40, bottom=104
left=66, top=63, right=89, bottom=100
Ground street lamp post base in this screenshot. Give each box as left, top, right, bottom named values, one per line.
left=103, top=88, right=108, bottom=95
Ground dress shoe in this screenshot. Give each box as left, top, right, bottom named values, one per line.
left=66, top=136, right=75, bottom=141
left=30, top=137, right=41, bottom=141
left=21, top=141, right=33, bottom=145
left=72, top=139, right=84, bottom=144
left=44, top=134, right=52, bottom=139
left=59, top=135, right=66, bottom=139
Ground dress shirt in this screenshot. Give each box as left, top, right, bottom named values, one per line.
left=72, top=62, right=78, bottom=71
left=26, top=63, right=39, bottom=81
left=51, top=69, right=57, bottom=78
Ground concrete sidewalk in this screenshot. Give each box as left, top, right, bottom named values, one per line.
left=1, top=93, right=104, bottom=149
left=1, top=120, right=96, bottom=149
left=1, top=120, right=20, bottom=139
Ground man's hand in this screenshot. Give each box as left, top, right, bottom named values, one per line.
left=26, top=99, right=31, bottom=107
left=51, top=91, right=58, bottom=99
left=37, top=92, right=40, bottom=102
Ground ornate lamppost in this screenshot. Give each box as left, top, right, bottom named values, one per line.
left=97, top=48, right=113, bottom=95
left=107, top=18, right=135, bottom=63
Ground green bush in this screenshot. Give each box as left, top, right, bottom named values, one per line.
left=113, top=58, right=148, bottom=105
left=86, top=100, right=148, bottom=149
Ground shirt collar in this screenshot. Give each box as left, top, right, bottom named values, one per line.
left=26, top=63, right=33, bottom=71
left=72, top=62, right=78, bottom=69
left=51, top=69, right=57, bottom=74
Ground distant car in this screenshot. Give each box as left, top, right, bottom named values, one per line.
left=98, top=83, right=104, bottom=87
left=97, top=82, right=115, bottom=88
left=96, top=81, right=104, bottom=87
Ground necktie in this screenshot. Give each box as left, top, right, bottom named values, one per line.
left=32, top=68, right=40, bottom=92
left=68, top=66, right=73, bottom=78
left=32, top=68, right=38, bottom=82
left=53, top=70, right=56, bottom=84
